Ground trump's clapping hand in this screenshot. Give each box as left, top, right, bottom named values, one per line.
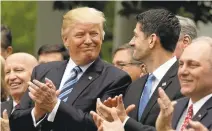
left=28, top=78, right=60, bottom=120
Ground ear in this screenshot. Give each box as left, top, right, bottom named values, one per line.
left=182, top=35, right=192, bottom=48
left=6, top=46, right=13, bottom=56
left=148, top=34, right=157, bottom=49
left=62, top=36, right=69, bottom=48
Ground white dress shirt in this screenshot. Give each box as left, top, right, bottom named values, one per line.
left=150, top=56, right=177, bottom=97
left=123, top=56, right=177, bottom=125
left=176, top=94, right=212, bottom=130
left=31, top=58, right=93, bottom=126
left=11, top=101, right=18, bottom=114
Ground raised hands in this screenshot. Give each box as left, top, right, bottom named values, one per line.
left=90, top=107, right=124, bottom=131
left=184, top=120, right=209, bottom=131
left=28, top=78, right=60, bottom=120
left=0, top=110, right=10, bottom=131
left=96, top=94, right=135, bottom=122
left=156, top=87, right=176, bottom=131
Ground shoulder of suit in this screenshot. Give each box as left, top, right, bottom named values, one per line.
left=1, top=100, right=12, bottom=108
left=102, top=60, right=129, bottom=76
left=175, top=97, right=189, bottom=104
left=128, top=74, right=148, bottom=86
left=34, top=61, right=67, bottom=70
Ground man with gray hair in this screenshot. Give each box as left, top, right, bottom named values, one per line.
left=156, top=36, right=212, bottom=131
left=174, top=16, right=197, bottom=59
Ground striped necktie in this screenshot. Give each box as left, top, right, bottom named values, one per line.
left=58, top=66, right=82, bottom=102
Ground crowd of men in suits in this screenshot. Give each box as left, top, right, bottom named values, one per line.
left=1, top=6, right=212, bottom=131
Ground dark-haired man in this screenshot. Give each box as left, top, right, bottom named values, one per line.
left=1, top=24, right=13, bottom=59
left=96, top=8, right=184, bottom=131
left=38, top=44, right=69, bottom=64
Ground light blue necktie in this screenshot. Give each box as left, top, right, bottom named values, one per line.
left=138, top=74, right=155, bottom=120
left=58, top=66, right=82, bottom=102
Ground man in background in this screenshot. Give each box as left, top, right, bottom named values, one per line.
left=174, top=16, right=197, bottom=59
left=1, top=24, right=13, bottom=59
left=113, top=43, right=147, bottom=81
left=1, top=53, right=38, bottom=116
left=37, top=44, right=69, bottom=64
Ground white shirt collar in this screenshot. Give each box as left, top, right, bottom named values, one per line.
left=68, top=58, right=94, bottom=73
left=152, top=56, right=177, bottom=81
left=188, top=94, right=212, bottom=116
left=13, top=100, right=18, bottom=108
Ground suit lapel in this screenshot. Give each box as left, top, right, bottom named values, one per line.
left=192, top=97, right=212, bottom=122
left=172, top=97, right=189, bottom=129
left=127, top=75, right=148, bottom=120
left=45, top=61, right=68, bottom=89
left=140, top=61, right=178, bottom=122
left=66, top=58, right=103, bottom=105
left=3, top=100, right=13, bottom=117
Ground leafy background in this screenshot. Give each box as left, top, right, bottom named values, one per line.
left=1, top=1, right=212, bottom=62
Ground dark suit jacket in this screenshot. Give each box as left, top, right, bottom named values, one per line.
left=124, top=61, right=183, bottom=131
left=10, top=58, right=131, bottom=131
left=1, top=100, right=13, bottom=117
left=172, top=97, right=212, bottom=130
left=124, top=96, right=212, bottom=131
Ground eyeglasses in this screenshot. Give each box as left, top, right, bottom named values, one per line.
left=115, top=62, right=142, bottom=69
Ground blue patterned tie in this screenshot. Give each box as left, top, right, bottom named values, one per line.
left=58, top=66, right=82, bottom=102
left=138, top=74, right=155, bottom=120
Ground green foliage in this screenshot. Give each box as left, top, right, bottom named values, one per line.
left=101, top=1, right=115, bottom=63
left=119, top=1, right=212, bottom=24
left=1, top=1, right=37, bottom=55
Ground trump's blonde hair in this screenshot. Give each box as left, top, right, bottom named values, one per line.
left=61, top=7, right=106, bottom=40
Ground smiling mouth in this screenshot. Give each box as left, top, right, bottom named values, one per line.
left=181, top=80, right=193, bottom=84
left=9, top=83, right=21, bottom=89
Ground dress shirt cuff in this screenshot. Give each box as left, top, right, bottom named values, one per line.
left=122, top=116, right=130, bottom=126
left=47, top=99, right=61, bottom=122
left=31, top=108, right=47, bottom=127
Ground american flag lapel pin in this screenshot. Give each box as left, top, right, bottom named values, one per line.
left=88, top=76, right=92, bottom=80
left=162, top=82, right=166, bottom=87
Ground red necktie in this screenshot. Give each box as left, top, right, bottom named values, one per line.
left=181, top=104, right=193, bottom=131
left=15, top=104, right=20, bottom=109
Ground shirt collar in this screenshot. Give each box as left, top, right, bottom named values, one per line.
left=68, top=58, right=94, bottom=73
left=188, top=93, right=212, bottom=116
left=13, top=100, right=18, bottom=108
left=152, top=56, right=177, bottom=81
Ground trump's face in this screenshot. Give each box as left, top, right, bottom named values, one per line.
left=63, top=23, right=102, bottom=65
left=178, top=43, right=212, bottom=102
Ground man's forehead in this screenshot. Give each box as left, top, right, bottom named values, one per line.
left=181, top=43, right=210, bottom=61
left=6, top=57, right=29, bottom=67
left=73, top=23, right=101, bottom=29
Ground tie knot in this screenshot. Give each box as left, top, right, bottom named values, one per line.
left=148, top=74, right=155, bottom=81
left=15, top=104, right=20, bottom=109
left=73, top=66, right=82, bottom=74
left=188, top=104, right=193, bottom=114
